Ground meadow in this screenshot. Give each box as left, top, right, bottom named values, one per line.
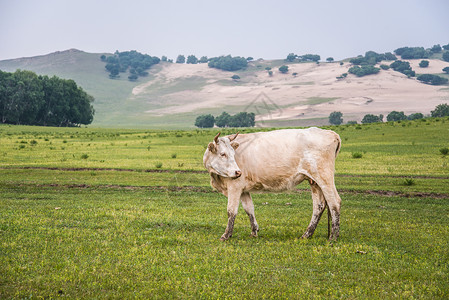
left=1, top=118, right=449, bottom=298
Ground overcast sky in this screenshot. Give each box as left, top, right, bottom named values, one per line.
left=1, top=0, right=448, bottom=61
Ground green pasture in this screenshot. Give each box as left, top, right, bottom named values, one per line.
left=1, top=119, right=449, bottom=298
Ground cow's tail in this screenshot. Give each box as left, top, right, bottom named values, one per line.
left=334, top=133, right=342, bottom=158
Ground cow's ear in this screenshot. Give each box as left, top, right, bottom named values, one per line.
left=231, top=142, right=239, bottom=150
left=208, top=142, right=217, bottom=153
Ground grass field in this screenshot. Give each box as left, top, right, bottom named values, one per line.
left=1, top=119, right=449, bottom=298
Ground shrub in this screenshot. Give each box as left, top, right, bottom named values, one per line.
left=171, top=154, right=177, bottom=158
left=208, top=55, right=248, bottom=71
left=81, top=154, right=89, bottom=159
left=380, top=64, right=390, bottom=70
left=403, top=178, right=416, bottom=186
left=278, top=65, right=289, bottom=74
left=348, top=65, right=380, bottom=77
left=390, top=60, right=415, bottom=77
left=352, top=152, right=363, bottom=159
left=417, top=74, right=448, bottom=85
left=419, top=60, right=429, bottom=68
left=155, top=162, right=163, bottom=168
left=440, top=147, right=449, bottom=156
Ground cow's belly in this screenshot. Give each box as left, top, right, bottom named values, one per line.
left=245, top=173, right=306, bottom=193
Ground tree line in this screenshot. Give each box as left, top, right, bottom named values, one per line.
left=328, top=103, right=449, bottom=125
left=195, top=112, right=255, bottom=128
left=0, top=70, right=94, bottom=126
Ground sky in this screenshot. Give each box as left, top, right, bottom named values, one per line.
left=1, top=0, right=448, bottom=61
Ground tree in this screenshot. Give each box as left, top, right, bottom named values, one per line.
left=390, top=60, right=415, bottom=77
left=419, top=60, right=429, bottom=68
left=348, top=65, right=380, bottom=77
left=407, top=113, right=424, bottom=120
left=387, top=111, right=407, bottom=122
left=443, top=51, right=449, bottom=62
left=215, top=112, right=231, bottom=127
left=228, top=112, right=255, bottom=127
left=326, top=57, right=334, bottom=63
left=286, top=53, right=297, bottom=62
left=417, top=74, right=448, bottom=85
left=194, top=114, right=215, bottom=128
left=161, top=56, right=167, bottom=62
left=0, top=70, right=94, bottom=126
left=362, top=114, right=383, bottom=124
left=329, top=111, right=343, bottom=125
left=186, top=55, right=198, bottom=64
left=199, top=56, right=208, bottom=63
left=278, top=65, right=289, bottom=74
left=443, top=44, right=449, bottom=51
left=176, top=55, right=186, bottom=64
left=208, top=55, right=248, bottom=71
left=430, top=44, right=442, bottom=53
left=431, top=103, right=449, bottom=117
left=443, top=67, right=449, bottom=74
left=128, top=74, right=138, bottom=81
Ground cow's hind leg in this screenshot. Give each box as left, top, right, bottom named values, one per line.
left=301, top=181, right=326, bottom=239
left=241, top=192, right=259, bottom=237
left=319, top=184, right=342, bottom=241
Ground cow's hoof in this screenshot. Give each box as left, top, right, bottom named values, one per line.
left=220, top=235, right=230, bottom=241
left=250, top=232, right=258, bottom=237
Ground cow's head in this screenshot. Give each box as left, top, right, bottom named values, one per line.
left=203, top=132, right=241, bottom=179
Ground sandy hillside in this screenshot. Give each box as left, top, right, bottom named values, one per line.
left=131, top=59, right=449, bottom=125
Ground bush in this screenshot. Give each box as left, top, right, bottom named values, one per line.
left=231, top=75, right=240, bottom=80
left=81, top=154, right=89, bottom=159
left=352, top=152, right=363, bottom=159
left=348, top=65, right=380, bottom=77
left=443, top=67, right=449, bottom=74
left=419, top=60, right=429, bottom=68
left=380, top=64, right=390, bottom=70
left=155, top=162, right=163, bottom=168
left=390, top=60, right=415, bottom=77
left=278, top=65, right=289, bottom=74
left=417, top=74, right=448, bottom=85
left=403, top=178, right=416, bottom=186
left=440, top=147, right=449, bottom=155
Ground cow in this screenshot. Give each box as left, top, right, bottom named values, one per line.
left=203, top=128, right=342, bottom=241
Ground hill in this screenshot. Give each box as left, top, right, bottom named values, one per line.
left=1, top=49, right=448, bottom=128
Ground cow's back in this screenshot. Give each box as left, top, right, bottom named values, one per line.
left=231, top=128, right=340, bottom=191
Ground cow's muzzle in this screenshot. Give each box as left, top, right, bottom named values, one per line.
left=233, top=170, right=242, bottom=179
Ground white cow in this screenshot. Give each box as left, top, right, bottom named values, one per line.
left=203, top=128, right=342, bottom=241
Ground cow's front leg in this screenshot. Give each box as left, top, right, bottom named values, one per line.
left=241, top=192, right=259, bottom=237
left=220, top=189, right=241, bottom=241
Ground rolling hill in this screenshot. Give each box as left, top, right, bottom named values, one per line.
left=1, top=49, right=448, bottom=128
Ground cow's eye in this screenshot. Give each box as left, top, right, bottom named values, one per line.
left=220, top=153, right=227, bottom=158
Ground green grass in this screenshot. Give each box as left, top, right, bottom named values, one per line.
left=1, top=119, right=449, bottom=298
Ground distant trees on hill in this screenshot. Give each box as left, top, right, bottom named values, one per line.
left=348, top=65, right=380, bottom=77
left=208, top=55, right=248, bottom=71
left=0, top=70, right=94, bottom=126
left=285, top=53, right=321, bottom=62
left=417, top=74, right=448, bottom=85
left=101, top=50, right=160, bottom=81
left=389, top=60, right=415, bottom=77
left=195, top=111, right=255, bottom=128
left=394, top=47, right=429, bottom=59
